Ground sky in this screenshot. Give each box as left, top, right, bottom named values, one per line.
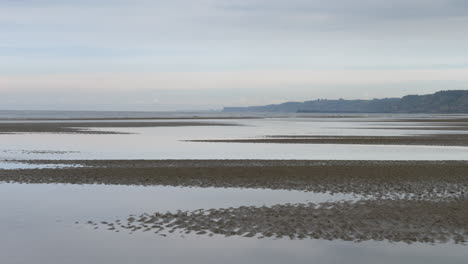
left=1, top=0, right=468, bottom=110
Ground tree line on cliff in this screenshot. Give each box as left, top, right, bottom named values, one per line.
left=223, top=90, right=468, bottom=113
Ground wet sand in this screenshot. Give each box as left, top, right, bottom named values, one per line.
left=0, top=121, right=237, bottom=134
left=3, top=159, right=468, bottom=244
left=2, top=160, right=468, bottom=199
left=85, top=199, right=468, bottom=244
left=0, top=117, right=261, bottom=121
left=187, top=134, right=468, bottom=146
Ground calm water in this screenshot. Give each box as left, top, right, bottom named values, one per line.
left=1, top=114, right=468, bottom=161
left=1, top=111, right=468, bottom=264
left=1, top=183, right=467, bottom=264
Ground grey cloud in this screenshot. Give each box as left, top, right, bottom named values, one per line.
left=1, top=0, right=468, bottom=112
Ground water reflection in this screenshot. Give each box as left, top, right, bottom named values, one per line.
left=1, top=117, right=468, bottom=161
left=1, top=183, right=467, bottom=264
left=0, top=184, right=468, bottom=264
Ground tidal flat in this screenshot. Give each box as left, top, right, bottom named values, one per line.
left=2, top=113, right=468, bottom=264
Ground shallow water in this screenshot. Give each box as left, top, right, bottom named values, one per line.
left=0, top=183, right=359, bottom=216
left=3, top=226, right=467, bottom=264
left=1, top=183, right=467, bottom=264
left=1, top=116, right=468, bottom=161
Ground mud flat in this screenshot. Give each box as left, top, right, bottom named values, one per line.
left=0, top=121, right=237, bottom=134
left=85, top=199, right=468, bottom=244
left=2, top=160, right=468, bottom=199
left=187, top=134, right=468, bottom=146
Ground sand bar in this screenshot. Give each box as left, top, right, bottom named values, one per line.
left=187, top=134, right=468, bottom=146
left=2, top=160, right=468, bottom=199
left=0, top=121, right=237, bottom=134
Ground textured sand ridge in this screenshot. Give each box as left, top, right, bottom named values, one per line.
left=2, top=160, right=468, bottom=199
left=84, top=199, right=468, bottom=244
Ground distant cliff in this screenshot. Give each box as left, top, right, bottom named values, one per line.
left=223, top=90, right=468, bottom=113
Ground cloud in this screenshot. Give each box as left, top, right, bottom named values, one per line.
left=1, top=0, right=468, bottom=110
left=220, top=0, right=468, bottom=20
left=2, top=69, right=468, bottom=91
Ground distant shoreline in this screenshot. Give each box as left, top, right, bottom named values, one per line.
left=224, top=90, right=468, bottom=113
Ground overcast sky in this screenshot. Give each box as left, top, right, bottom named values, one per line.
left=1, top=0, right=468, bottom=110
